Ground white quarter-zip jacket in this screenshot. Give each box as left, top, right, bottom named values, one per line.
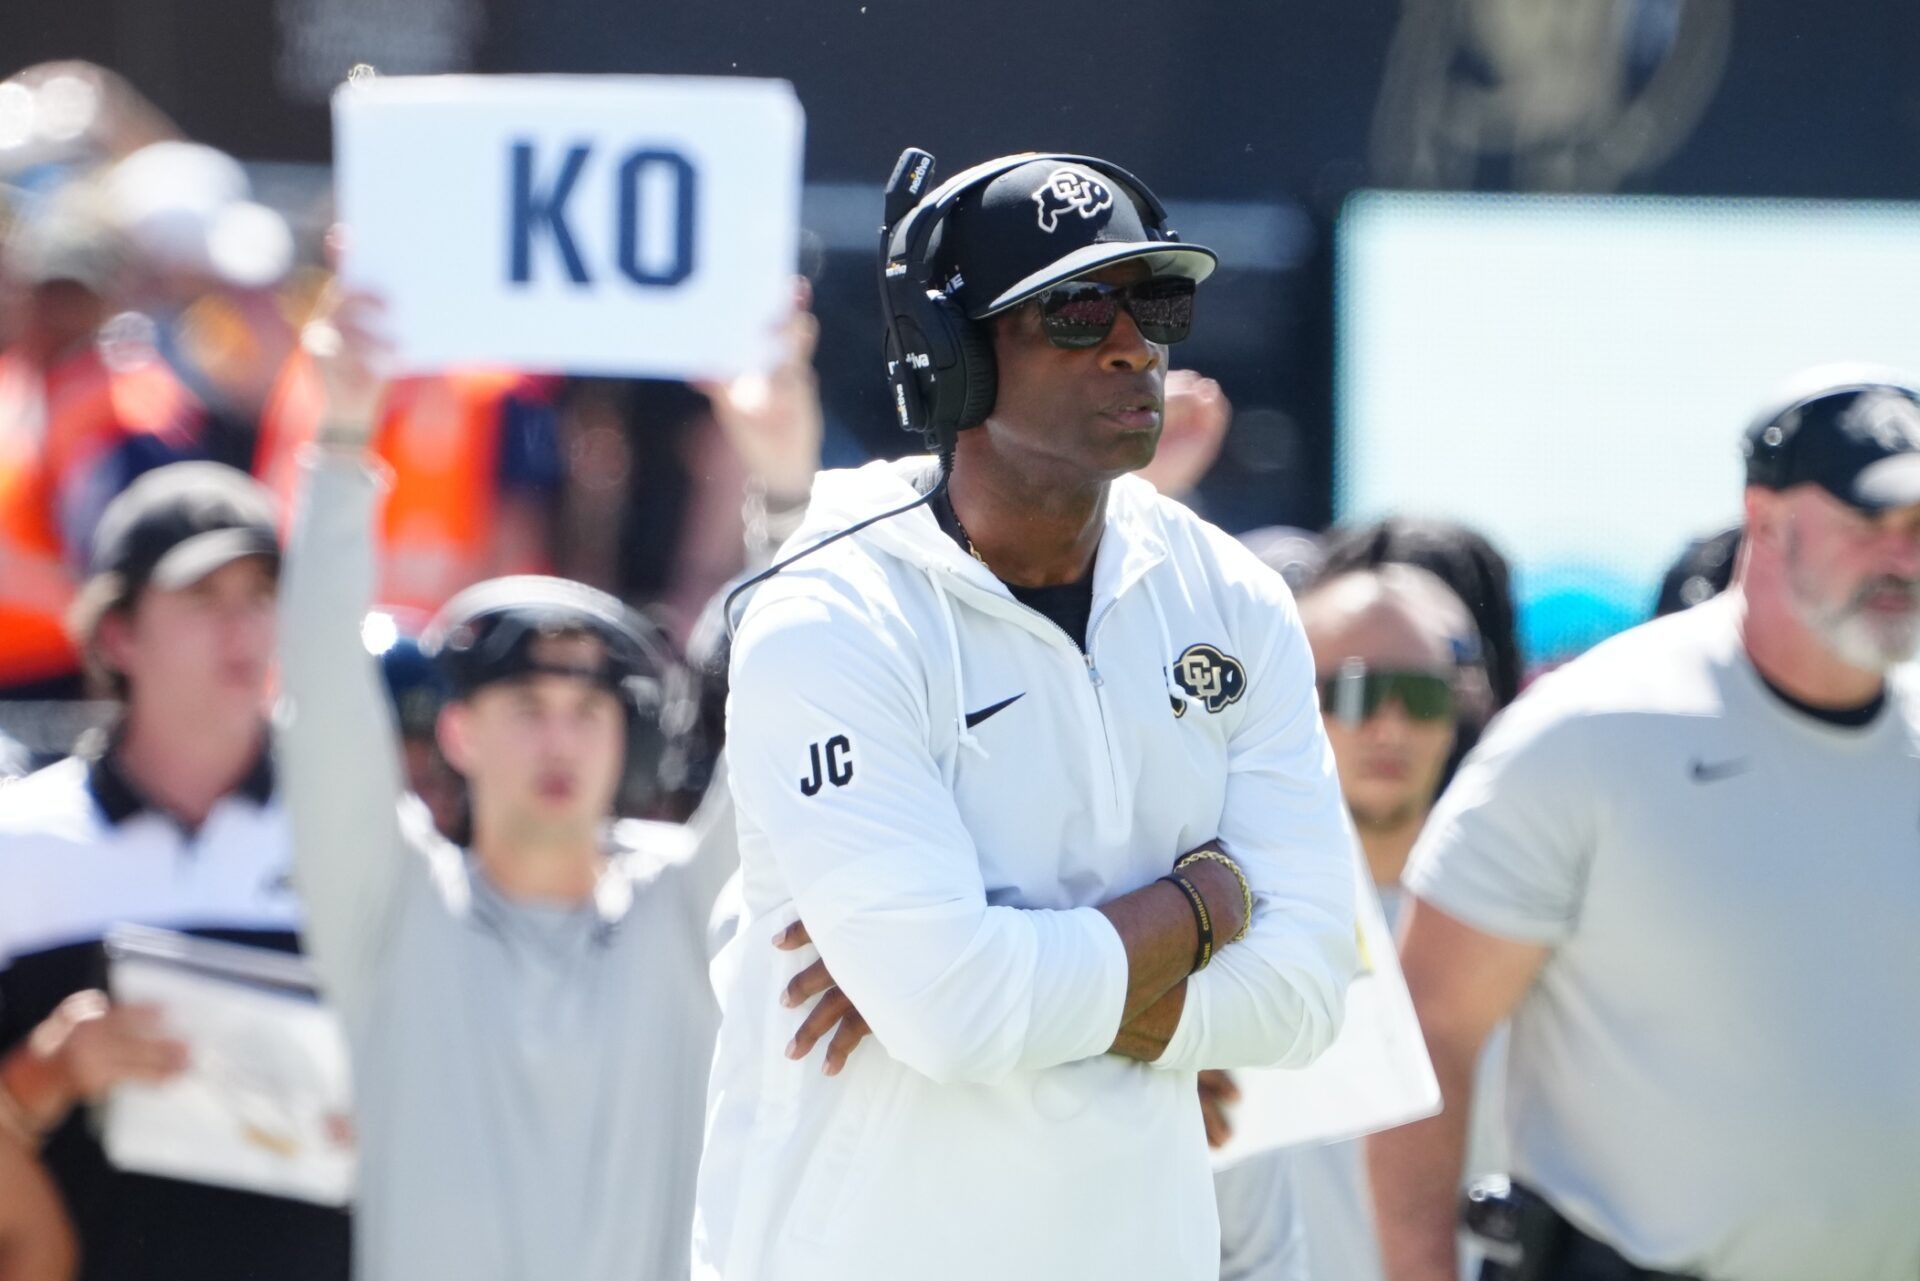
left=695, top=459, right=1358, bottom=1281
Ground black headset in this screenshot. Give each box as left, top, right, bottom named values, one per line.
left=877, top=148, right=1185, bottom=454
left=724, top=148, right=1181, bottom=635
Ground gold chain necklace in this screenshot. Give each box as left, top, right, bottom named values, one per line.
left=948, top=502, right=990, bottom=566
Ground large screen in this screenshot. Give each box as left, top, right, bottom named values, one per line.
left=1335, top=191, right=1920, bottom=660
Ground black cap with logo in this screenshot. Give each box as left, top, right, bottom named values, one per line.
left=936, top=158, right=1216, bottom=320
left=1743, top=366, right=1920, bottom=512
left=89, top=461, right=280, bottom=593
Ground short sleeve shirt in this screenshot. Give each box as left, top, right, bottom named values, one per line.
left=1405, top=598, right=1920, bottom=1281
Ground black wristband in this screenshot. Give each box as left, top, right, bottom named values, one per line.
left=1161, top=873, right=1214, bottom=973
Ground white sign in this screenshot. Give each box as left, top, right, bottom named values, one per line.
left=1210, top=848, right=1440, bottom=1169
left=332, top=74, right=804, bottom=379
left=103, top=927, right=355, bottom=1206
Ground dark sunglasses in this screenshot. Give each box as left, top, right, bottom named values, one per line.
left=1318, top=662, right=1455, bottom=727
left=1034, top=277, right=1197, bottom=349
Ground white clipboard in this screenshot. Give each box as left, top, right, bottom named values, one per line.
left=102, top=925, right=355, bottom=1206
left=1209, top=850, right=1440, bottom=1170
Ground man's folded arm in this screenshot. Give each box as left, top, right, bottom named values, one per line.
left=1149, top=580, right=1359, bottom=1073
left=728, top=590, right=1134, bottom=1086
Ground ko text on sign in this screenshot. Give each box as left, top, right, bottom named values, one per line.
left=333, top=74, right=803, bottom=379
left=508, top=142, right=696, bottom=288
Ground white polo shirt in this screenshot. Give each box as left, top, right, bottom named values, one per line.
left=0, top=752, right=300, bottom=970
left=0, top=748, right=348, bottom=1281
left=1405, top=597, right=1920, bottom=1281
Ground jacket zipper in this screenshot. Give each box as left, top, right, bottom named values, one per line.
left=946, top=569, right=1132, bottom=828
left=1081, top=601, right=1125, bottom=825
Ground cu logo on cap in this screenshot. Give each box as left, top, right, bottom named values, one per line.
left=1033, top=169, right=1114, bottom=233
left=1842, top=388, right=1920, bottom=453
left=1173, top=643, right=1247, bottom=715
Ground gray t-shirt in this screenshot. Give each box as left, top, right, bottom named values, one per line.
left=278, top=455, right=733, bottom=1281
left=1405, top=597, right=1920, bottom=1281
left=1216, top=1145, right=1305, bottom=1281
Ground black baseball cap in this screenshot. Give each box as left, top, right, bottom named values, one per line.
left=364, top=614, right=450, bottom=740
left=89, top=461, right=280, bottom=593
left=422, top=575, right=667, bottom=712
left=1743, top=366, right=1920, bottom=512
left=938, top=157, right=1216, bottom=320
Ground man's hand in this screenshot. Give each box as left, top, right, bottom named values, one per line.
left=694, top=278, right=823, bottom=501
left=1104, top=843, right=1253, bottom=1063
left=4, top=990, right=188, bottom=1133
left=775, top=920, right=870, bottom=1077
left=1137, top=369, right=1231, bottom=500
left=775, top=844, right=1252, bottom=1076
left=1197, top=1069, right=1240, bottom=1149
left=299, top=232, right=394, bottom=451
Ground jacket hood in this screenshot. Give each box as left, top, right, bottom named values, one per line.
left=768, top=457, right=1191, bottom=750
left=787, top=456, right=1166, bottom=585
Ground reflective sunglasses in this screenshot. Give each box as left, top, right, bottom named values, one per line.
left=1033, top=277, right=1197, bottom=349
left=1318, top=661, right=1455, bottom=727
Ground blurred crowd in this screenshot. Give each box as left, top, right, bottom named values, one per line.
left=0, top=58, right=1730, bottom=774
left=0, top=56, right=1804, bottom=1281
left=0, top=60, right=820, bottom=755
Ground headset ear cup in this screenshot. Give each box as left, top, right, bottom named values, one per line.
left=917, top=294, right=997, bottom=444
left=952, top=314, right=997, bottom=431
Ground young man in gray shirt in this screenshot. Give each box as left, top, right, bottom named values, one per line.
left=277, top=296, right=731, bottom=1281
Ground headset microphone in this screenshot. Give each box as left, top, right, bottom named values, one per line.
left=724, top=149, right=957, bottom=638
left=884, top=148, right=936, bottom=229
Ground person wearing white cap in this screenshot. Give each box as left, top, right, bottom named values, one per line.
left=0, top=462, right=347, bottom=1281
left=105, top=143, right=294, bottom=294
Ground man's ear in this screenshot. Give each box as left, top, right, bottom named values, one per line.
left=93, top=607, right=137, bottom=687
left=1743, top=487, right=1784, bottom=550
left=436, top=701, right=475, bottom=778
left=985, top=306, right=1024, bottom=354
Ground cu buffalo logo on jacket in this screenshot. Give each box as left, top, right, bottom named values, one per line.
left=1033, top=169, right=1114, bottom=233
left=1172, top=643, right=1246, bottom=716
